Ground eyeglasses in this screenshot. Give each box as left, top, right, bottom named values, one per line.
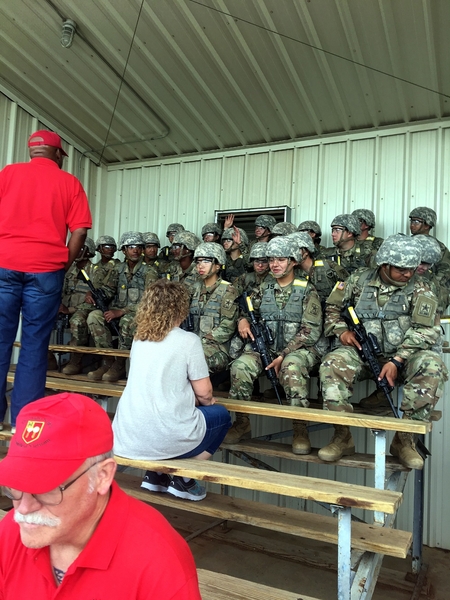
left=125, top=245, right=143, bottom=250
left=2, top=461, right=100, bottom=506
left=253, top=259, right=269, bottom=265
left=410, top=219, right=424, bottom=225
left=100, top=245, right=115, bottom=249
left=195, top=258, right=214, bottom=265
left=331, top=227, right=346, bottom=233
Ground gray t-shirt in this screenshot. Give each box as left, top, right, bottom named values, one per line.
left=113, top=328, right=209, bottom=459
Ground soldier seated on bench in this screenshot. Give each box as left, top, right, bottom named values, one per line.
left=0, top=392, right=201, bottom=598
left=319, top=234, right=448, bottom=469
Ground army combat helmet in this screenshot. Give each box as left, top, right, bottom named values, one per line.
left=172, top=231, right=201, bottom=253
left=221, top=227, right=249, bottom=246
left=201, top=222, right=222, bottom=238
left=352, top=209, right=376, bottom=230
left=194, top=242, right=226, bottom=266
left=255, top=214, right=277, bottom=231
left=409, top=207, right=437, bottom=228
left=414, top=234, right=442, bottom=265
left=119, top=231, right=144, bottom=249
left=76, top=237, right=96, bottom=262
left=376, top=234, right=422, bottom=268
left=287, top=231, right=315, bottom=256
left=271, top=222, right=297, bottom=237
left=266, top=236, right=301, bottom=263
left=250, top=242, right=268, bottom=260
left=95, top=235, right=117, bottom=250
left=297, top=220, right=322, bottom=236
left=142, top=232, right=160, bottom=247
left=331, top=214, right=361, bottom=236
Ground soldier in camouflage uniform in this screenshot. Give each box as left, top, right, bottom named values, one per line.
left=221, top=227, right=250, bottom=283
left=319, top=234, right=448, bottom=469
left=409, top=207, right=450, bottom=287
left=225, top=237, right=323, bottom=454
left=189, top=242, right=239, bottom=374
left=159, top=222, right=185, bottom=261
left=86, top=232, right=156, bottom=382
left=297, top=220, right=327, bottom=257
left=352, top=209, right=384, bottom=252
left=58, top=238, right=96, bottom=375
left=270, top=222, right=297, bottom=237
left=158, top=231, right=200, bottom=293
left=201, top=222, right=222, bottom=243
left=142, top=232, right=170, bottom=275
left=61, top=236, right=119, bottom=375
left=254, top=214, right=276, bottom=243
left=323, top=214, right=372, bottom=274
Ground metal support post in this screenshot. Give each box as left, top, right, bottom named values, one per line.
left=331, top=504, right=352, bottom=600
left=412, top=437, right=425, bottom=574
left=372, top=429, right=386, bottom=525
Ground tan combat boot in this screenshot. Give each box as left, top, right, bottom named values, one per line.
left=223, top=413, right=251, bottom=444
left=359, top=389, right=389, bottom=410
left=62, top=352, right=83, bottom=375
left=47, top=351, right=58, bottom=371
left=88, top=357, right=115, bottom=381
left=102, top=357, right=127, bottom=382
left=292, top=420, right=311, bottom=455
left=318, top=425, right=355, bottom=462
left=390, top=431, right=424, bottom=470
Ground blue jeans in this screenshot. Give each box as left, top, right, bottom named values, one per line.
left=176, top=404, right=231, bottom=458
left=0, top=268, right=65, bottom=425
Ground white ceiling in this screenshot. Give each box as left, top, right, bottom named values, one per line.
left=1, top=0, right=449, bottom=165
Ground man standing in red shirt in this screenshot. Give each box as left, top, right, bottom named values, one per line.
left=0, top=130, right=92, bottom=430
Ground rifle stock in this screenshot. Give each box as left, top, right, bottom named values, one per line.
left=341, top=303, right=430, bottom=459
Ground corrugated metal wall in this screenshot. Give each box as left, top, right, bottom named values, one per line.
left=2, top=92, right=450, bottom=549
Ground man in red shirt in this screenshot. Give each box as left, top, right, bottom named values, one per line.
left=0, top=393, right=201, bottom=599
left=0, top=130, right=92, bottom=430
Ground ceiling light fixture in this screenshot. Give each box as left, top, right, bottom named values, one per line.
left=61, top=19, right=77, bottom=48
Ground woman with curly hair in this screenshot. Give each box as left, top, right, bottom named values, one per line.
left=113, top=279, right=231, bottom=501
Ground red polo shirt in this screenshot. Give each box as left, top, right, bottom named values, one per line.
left=0, top=157, right=92, bottom=272
left=0, top=482, right=201, bottom=599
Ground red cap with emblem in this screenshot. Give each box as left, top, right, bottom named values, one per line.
left=0, top=393, right=113, bottom=494
left=28, top=129, right=68, bottom=156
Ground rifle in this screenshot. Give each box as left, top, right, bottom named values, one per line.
left=180, top=312, right=194, bottom=332
left=77, top=269, right=122, bottom=340
left=341, top=303, right=430, bottom=459
left=54, top=313, right=69, bottom=371
left=244, top=293, right=282, bottom=405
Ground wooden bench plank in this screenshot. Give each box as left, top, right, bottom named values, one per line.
left=115, top=473, right=412, bottom=558
left=221, top=440, right=410, bottom=471
left=114, top=456, right=402, bottom=513
left=197, top=569, right=308, bottom=600
left=218, top=398, right=431, bottom=434
left=6, top=372, right=123, bottom=398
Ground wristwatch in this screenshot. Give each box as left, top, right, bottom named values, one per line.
left=389, top=357, right=404, bottom=370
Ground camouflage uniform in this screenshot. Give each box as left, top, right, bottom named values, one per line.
left=61, top=260, right=94, bottom=315
left=297, top=220, right=327, bottom=257
left=324, top=214, right=372, bottom=274
left=352, top=209, right=384, bottom=252
left=190, top=243, right=239, bottom=373
left=158, top=231, right=201, bottom=292
left=229, top=276, right=323, bottom=405
left=409, top=207, right=450, bottom=287
left=415, top=234, right=450, bottom=314
left=270, top=222, right=297, bottom=236
left=222, top=227, right=250, bottom=283
left=320, top=239, right=447, bottom=421
left=159, top=222, right=184, bottom=261
left=142, top=232, right=170, bottom=276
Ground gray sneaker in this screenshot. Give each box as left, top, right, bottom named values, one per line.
left=167, top=476, right=206, bottom=501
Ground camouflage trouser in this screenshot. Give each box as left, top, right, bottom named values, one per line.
left=320, top=347, right=448, bottom=421
left=86, top=309, right=135, bottom=350
left=202, top=339, right=229, bottom=374
left=229, top=348, right=319, bottom=406
left=69, top=305, right=95, bottom=345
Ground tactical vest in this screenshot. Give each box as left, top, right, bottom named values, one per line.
left=63, top=262, right=93, bottom=308
left=190, top=280, right=231, bottom=337
left=309, top=259, right=340, bottom=304
left=260, top=279, right=308, bottom=352
left=92, top=259, right=118, bottom=289
left=114, top=261, right=147, bottom=309
left=354, top=269, right=415, bottom=356
left=325, top=245, right=367, bottom=274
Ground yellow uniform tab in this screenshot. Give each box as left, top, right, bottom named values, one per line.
left=293, top=279, right=307, bottom=287
left=314, top=260, right=324, bottom=267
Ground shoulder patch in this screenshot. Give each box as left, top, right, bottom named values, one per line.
left=220, top=280, right=230, bottom=285
left=333, top=281, right=346, bottom=291
left=293, top=279, right=307, bottom=287
left=412, top=294, right=438, bottom=326
left=367, top=236, right=374, bottom=241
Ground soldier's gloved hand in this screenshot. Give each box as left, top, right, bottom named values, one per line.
left=378, top=361, right=398, bottom=387
left=339, top=330, right=362, bottom=350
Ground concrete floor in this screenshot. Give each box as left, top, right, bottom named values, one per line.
left=158, top=504, right=450, bottom=600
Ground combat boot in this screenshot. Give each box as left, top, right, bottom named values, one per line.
left=62, top=352, right=83, bottom=375
left=102, top=357, right=127, bottom=382
left=318, top=425, right=355, bottom=462
left=88, top=357, right=115, bottom=381
left=390, top=431, right=423, bottom=470
left=223, top=413, right=251, bottom=444
left=359, top=389, right=389, bottom=410
left=292, top=420, right=311, bottom=455
left=47, top=351, right=58, bottom=371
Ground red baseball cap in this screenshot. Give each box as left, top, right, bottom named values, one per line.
left=0, top=393, right=113, bottom=494
left=28, top=129, right=68, bottom=156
